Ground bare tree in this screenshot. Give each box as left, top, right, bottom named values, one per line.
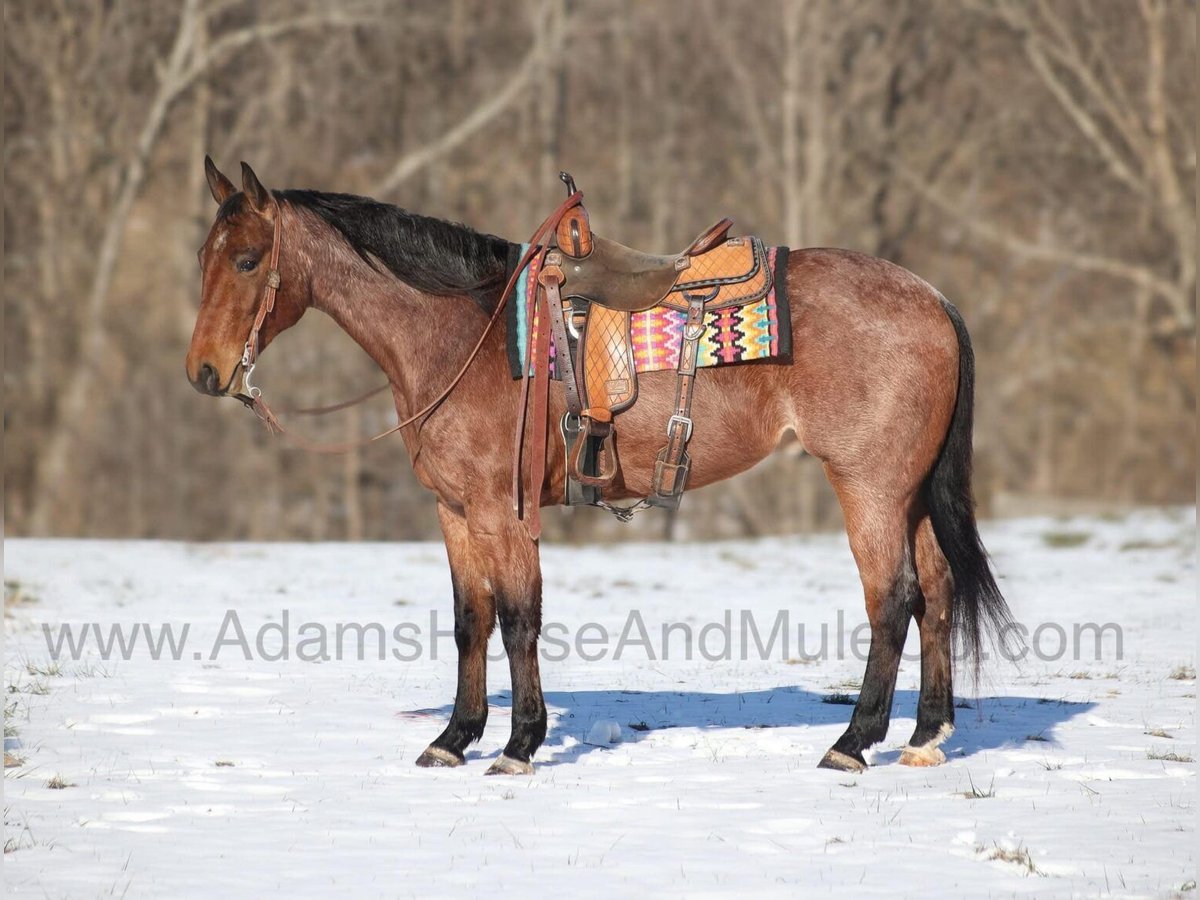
left=4, top=0, right=1194, bottom=541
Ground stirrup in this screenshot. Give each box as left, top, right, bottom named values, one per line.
left=568, top=417, right=617, bottom=489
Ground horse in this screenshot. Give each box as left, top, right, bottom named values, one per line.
left=186, top=158, right=1015, bottom=775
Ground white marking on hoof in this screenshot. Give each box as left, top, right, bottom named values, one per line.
left=817, top=749, right=867, bottom=773
left=899, top=723, right=954, bottom=768
left=485, top=754, right=534, bottom=776
left=415, top=745, right=463, bottom=768
left=899, top=745, right=946, bottom=767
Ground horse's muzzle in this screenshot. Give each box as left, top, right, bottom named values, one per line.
left=190, top=362, right=223, bottom=396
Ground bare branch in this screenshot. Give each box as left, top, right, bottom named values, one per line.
left=895, top=165, right=1193, bottom=332
left=176, top=9, right=374, bottom=103
left=371, top=0, right=567, bottom=198
left=1020, top=32, right=1147, bottom=193
left=697, top=0, right=779, bottom=171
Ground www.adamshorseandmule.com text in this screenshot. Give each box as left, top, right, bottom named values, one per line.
left=37, top=608, right=1121, bottom=666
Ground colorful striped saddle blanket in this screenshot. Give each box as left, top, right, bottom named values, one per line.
left=505, top=242, right=791, bottom=380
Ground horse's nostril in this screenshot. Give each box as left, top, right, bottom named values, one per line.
left=197, top=363, right=220, bottom=395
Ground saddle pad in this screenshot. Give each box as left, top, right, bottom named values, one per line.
left=506, top=244, right=791, bottom=379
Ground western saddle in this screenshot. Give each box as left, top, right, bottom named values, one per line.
left=516, top=173, right=772, bottom=535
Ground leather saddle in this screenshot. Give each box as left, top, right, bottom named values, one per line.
left=519, top=173, right=773, bottom=532
left=558, top=221, right=730, bottom=312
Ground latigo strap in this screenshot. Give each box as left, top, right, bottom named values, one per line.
left=649, top=291, right=710, bottom=508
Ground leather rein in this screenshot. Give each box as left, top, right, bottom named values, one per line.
left=233, top=192, right=582, bottom=455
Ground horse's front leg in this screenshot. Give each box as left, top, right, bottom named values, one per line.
left=415, top=503, right=496, bottom=768
left=480, top=512, right=546, bottom=776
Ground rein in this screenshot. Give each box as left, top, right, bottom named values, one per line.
left=235, top=192, right=583, bottom=455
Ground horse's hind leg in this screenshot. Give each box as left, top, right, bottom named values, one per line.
left=416, top=504, right=496, bottom=768
left=818, top=476, right=918, bottom=773
left=900, top=511, right=956, bottom=766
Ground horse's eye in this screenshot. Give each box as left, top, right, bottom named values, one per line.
left=237, top=257, right=259, bottom=273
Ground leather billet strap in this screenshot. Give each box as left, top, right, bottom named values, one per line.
left=520, top=264, right=585, bottom=535
left=523, top=276, right=554, bottom=541
left=508, top=193, right=588, bottom=534
left=650, top=291, right=710, bottom=506
left=539, top=265, right=580, bottom=417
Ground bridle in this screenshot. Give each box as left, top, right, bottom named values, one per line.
left=236, top=196, right=285, bottom=406
left=232, top=190, right=583, bottom=455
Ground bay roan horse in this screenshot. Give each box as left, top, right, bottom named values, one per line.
left=187, top=159, right=1015, bottom=776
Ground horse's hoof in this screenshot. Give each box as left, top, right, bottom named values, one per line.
left=415, top=746, right=464, bottom=768
left=900, top=723, right=953, bottom=767
left=817, top=748, right=867, bottom=773
left=485, top=754, right=534, bottom=776
left=899, top=745, right=947, bottom=767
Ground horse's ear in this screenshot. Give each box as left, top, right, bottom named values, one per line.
left=204, top=155, right=235, bottom=205
left=240, top=161, right=271, bottom=213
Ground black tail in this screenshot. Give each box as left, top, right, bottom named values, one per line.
left=927, top=296, right=1018, bottom=679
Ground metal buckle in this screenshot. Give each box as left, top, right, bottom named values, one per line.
left=666, top=414, right=693, bottom=442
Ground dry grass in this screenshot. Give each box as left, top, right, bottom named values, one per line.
left=4, top=580, right=38, bottom=611
left=982, top=843, right=1044, bottom=876
left=1041, top=531, right=1091, bottom=549
left=828, top=678, right=862, bottom=690
left=24, top=661, right=62, bottom=678
left=1169, top=665, right=1195, bottom=681
left=1147, top=748, right=1194, bottom=763
left=716, top=550, right=758, bottom=571
left=45, top=774, right=75, bottom=790
left=822, top=693, right=856, bottom=706
left=959, top=772, right=996, bottom=799
left=9, top=680, right=51, bottom=696
left=5, top=700, right=20, bottom=738
left=4, top=832, right=32, bottom=854
left=1118, top=538, right=1176, bottom=552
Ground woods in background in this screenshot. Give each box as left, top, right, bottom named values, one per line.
left=4, top=0, right=1196, bottom=541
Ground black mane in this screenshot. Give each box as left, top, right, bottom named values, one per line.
left=224, top=190, right=513, bottom=310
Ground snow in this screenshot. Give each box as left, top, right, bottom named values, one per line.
left=3, top=509, right=1195, bottom=897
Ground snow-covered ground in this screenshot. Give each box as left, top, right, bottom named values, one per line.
left=3, top=510, right=1195, bottom=898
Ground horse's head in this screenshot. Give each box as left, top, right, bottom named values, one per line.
left=186, top=157, right=307, bottom=399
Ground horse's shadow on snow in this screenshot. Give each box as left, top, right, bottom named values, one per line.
left=415, top=687, right=1095, bottom=767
